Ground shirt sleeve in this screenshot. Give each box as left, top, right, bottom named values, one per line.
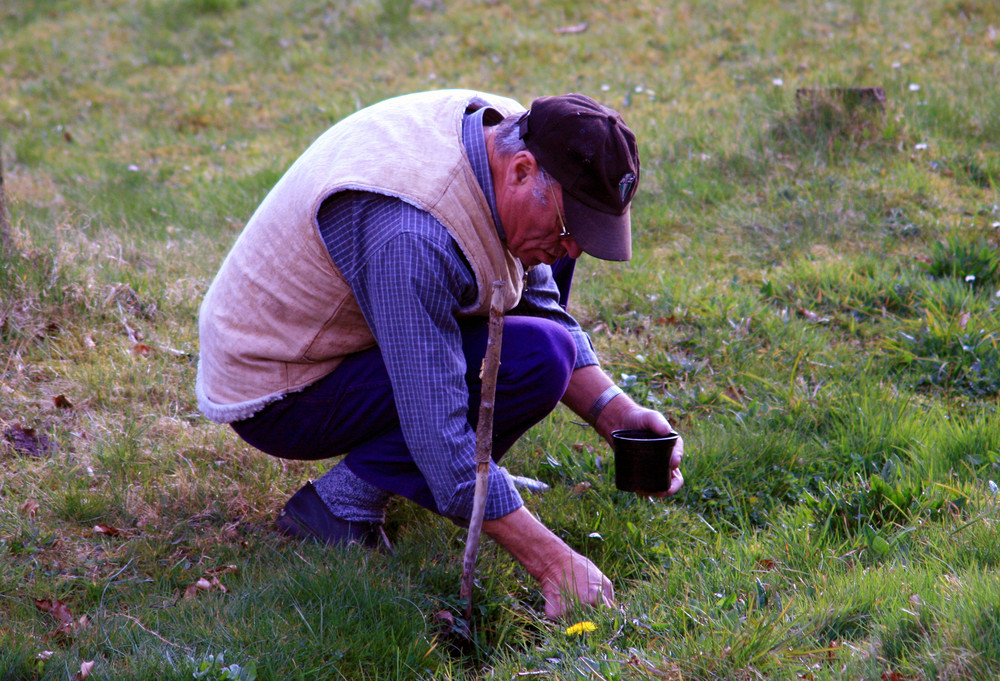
left=320, top=193, right=523, bottom=521
left=512, top=265, right=601, bottom=369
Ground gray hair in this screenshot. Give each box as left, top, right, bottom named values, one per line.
left=494, top=115, right=555, bottom=204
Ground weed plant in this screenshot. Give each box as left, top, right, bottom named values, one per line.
left=3, top=0, right=1000, bottom=679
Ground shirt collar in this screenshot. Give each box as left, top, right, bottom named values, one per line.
left=462, top=106, right=506, bottom=242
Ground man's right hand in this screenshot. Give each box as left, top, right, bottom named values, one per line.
left=483, top=505, right=616, bottom=619
left=538, top=548, right=615, bottom=619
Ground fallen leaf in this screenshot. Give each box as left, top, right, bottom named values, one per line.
left=74, top=660, right=95, bottom=680
left=35, top=599, right=74, bottom=624
left=724, top=384, right=746, bottom=403
left=20, top=499, right=40, bottom=518
left=3, top=425, right=55, bottom=458
left=554, top=22, right=589, bottom=34
left=572, top=481, right=592, bottom=495
left=36, top=599, right=90, bottom=641
left=53, top=394, right=74, bottom=409
left=57, top=615, right=91, bottom=641
left=431, top=608, right=470, bottom=639
left=756, top=558, right=777, bottom=570
left=798, top=307, right=830, bottom=323
left=183, top=575, right=228, bottom=600
left=205, top=564, right=239, bottom=577
left=131, top=343, right=153, bottom=357
left=93, top=524, right=123, bottom=537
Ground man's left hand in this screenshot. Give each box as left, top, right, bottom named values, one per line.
left=612, top=406, right=684, bottom=497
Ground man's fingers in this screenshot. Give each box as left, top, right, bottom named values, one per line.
left=667, top=470, right=684, bottom=496
left=601, top=578, right=616, bottom=607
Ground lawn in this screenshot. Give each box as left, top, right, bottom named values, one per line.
left=2, top=0, right=999, bottom=679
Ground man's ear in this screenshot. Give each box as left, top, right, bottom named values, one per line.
left=509, top=150, right=539, bottom=186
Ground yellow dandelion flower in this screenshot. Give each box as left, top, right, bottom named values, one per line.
left=564, top=621, right=597, bottom=635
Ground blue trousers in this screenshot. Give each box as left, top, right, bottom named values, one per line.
left=232, top=258, right=578, bottom=516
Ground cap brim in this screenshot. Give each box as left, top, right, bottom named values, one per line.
left=563, top=195, right=632, bottom=261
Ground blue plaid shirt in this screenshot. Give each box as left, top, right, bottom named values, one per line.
left=316, top=107, right=598, bottom=520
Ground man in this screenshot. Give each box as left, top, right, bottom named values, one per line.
left=196, top=89, right=683, bottom=619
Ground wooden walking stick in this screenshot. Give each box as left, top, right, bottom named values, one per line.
left=460, top=280, right=506, bottom=626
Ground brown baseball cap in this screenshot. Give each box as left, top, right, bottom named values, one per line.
left=517, top=93, right=640, bottom=261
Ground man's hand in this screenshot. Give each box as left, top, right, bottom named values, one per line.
left=483, top=506, right=616, bottom=619
left=612, top=406, right=684, bottom=497
left=538, top=548, right=615, bottom=619
left=561, top=366, right=685, bottom=497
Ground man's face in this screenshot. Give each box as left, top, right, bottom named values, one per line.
left=495, top=154, right=583, bottom=267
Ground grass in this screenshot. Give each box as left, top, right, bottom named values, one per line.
left=2, top=0, right=1000, bottom=678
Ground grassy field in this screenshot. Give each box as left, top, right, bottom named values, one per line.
left=2, top=0, right=999, bottom=678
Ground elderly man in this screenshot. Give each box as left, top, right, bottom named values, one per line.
left=196, top=89, right=683, bottom=619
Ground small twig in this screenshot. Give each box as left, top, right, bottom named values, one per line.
left=0, top=127, right=11, bottom=252
left=461, top=281, right=506, bottom=625
left=117, top=614, right=189, bottom=650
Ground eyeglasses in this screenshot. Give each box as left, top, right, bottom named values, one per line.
left=548, top=183, right=571, bottom=239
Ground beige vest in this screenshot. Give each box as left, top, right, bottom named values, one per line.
left=197, top=90, right=526, bottom=420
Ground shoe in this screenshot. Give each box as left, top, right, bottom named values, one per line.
left=276, top=481, right=392, bottom=553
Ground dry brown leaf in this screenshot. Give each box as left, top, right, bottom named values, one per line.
left=183, top=575, right=228, bottom=600
left=798, top=307, right=831, bottom=323
left=724, top=385, right=746, bottom=403
left=54, top=614, right=91, bottom=641
left=881, top=672, right=911, bottom=681
left=53, top=394, right=74, bottom=409
left=554, top=22, right=588, bottom=34
left=35, top=599, right=74, bottom=624
left=37, top=599, right=90, bottom=641
left=93, top=524, right=123, bottom=537
left=20, top=499, right=40, bottom=518
left=572, top=481, right=592, bottom=495
left=131, top=343, right=153, bottom=357
left=74, top=660, right=95, bottom=680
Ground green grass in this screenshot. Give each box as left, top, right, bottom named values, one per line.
left=3, top=0, right=1000, bottom=678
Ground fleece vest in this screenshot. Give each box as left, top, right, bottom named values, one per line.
left=197, top=89, right=526, bottom=421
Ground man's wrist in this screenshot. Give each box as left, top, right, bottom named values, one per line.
left=587, top=385, right=624, bottom=425
left=483, top=507, right=571, bottom=581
